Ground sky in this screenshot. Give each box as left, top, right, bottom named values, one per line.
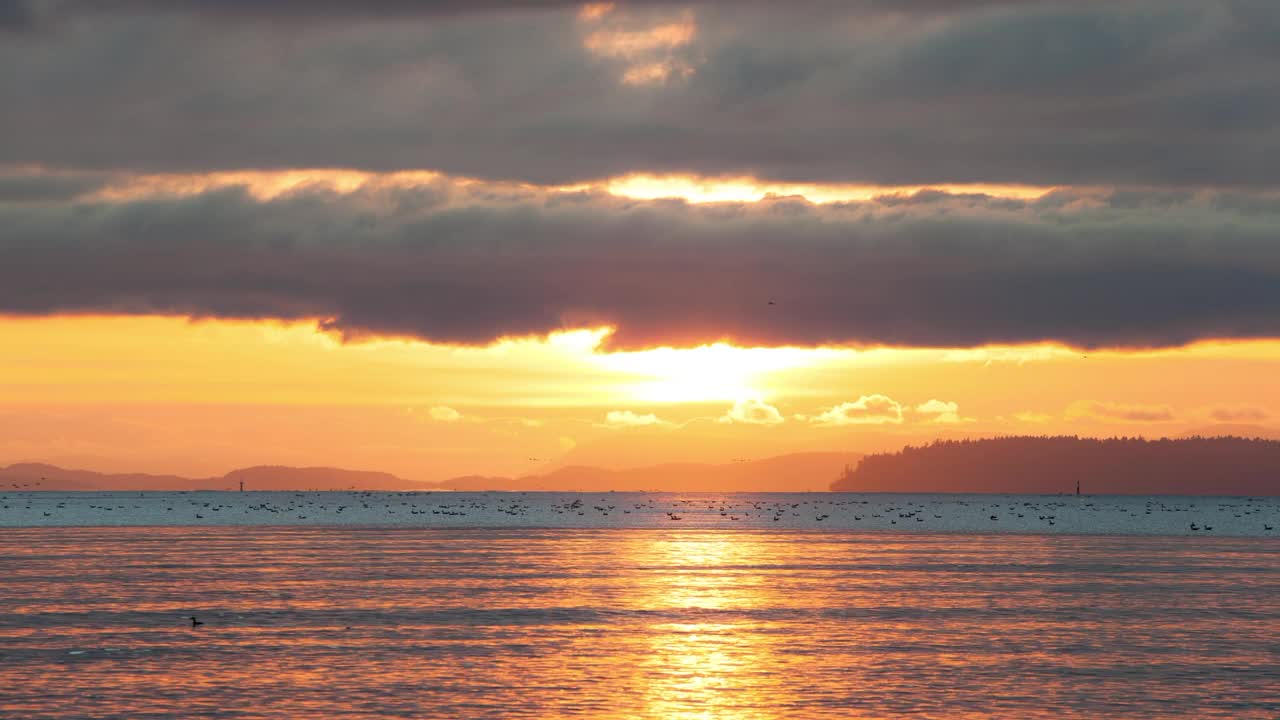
left=3, top=0, right=1279, bottom=482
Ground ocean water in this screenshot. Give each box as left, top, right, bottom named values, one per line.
left=2, top=491, right=1279, bottom=535
left=2, top=494, right=1279, bottom=718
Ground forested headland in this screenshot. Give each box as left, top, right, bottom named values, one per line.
left=831, top=436, right=1280, bottom=495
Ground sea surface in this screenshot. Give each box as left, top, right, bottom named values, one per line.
left=3, top=491, right=1280, bottom=535
left=2, top=493, right=1279, bottom=718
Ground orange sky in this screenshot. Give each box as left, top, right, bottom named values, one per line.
left=6, top=3, right=1280, bottom=490
left=4, top=314, right=1277, bottom=481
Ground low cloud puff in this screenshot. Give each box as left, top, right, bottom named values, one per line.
left=1208, top=407, right=1270, bottom=423
left=811, top=395, right=904, bottom=426
left=601, top=410, right=668, bottom=428
left=1073, top=401, right=1177, bottom=423
left=914, top=399, right=963, bottom=424
left=719, top=398, right=785, bottom=425
left=429, top=406, right=463, bottom=422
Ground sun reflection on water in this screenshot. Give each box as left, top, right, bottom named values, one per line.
left=622, top=531, right=785, bottom=719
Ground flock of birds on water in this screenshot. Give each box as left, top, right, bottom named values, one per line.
left=5, top=490, right=1277, bottom=633
left=1, top=490, right=1277, bottom=535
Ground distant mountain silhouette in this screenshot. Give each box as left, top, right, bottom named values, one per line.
left=221, top=466, right=410, bottom=491
left=0, top=463, right=201, bottom=491
left=440, top=452, right=864, bottom=492
left=0, top=463, right=420, bottom=491
left=832, top=436, right=1280, bottom=495
left=2, top=452, right=863, bottom=492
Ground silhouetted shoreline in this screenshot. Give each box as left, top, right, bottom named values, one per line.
left=832, top=436, right=1280, bottom=495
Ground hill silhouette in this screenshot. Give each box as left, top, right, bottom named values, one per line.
left=831, top=436, right=1280, bottom=495
left=440, top=452, right=864, bottom=492
left=0, top=463, right=196, bottom=491
left=221, top=466, right=411, bottom=491
left=3, top=452, right=863, bottom=492
left=0, top=463, right=419, bottom=491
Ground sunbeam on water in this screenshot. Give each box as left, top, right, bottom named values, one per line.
left=1, top=521, right=1278, bottom=719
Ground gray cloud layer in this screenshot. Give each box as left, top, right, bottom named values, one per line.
left=0, top=0, right=1049, bottom=29
left=4, top=178, right=1279, bottom=348
left=6, top=1, right=1278, bottom=348
left=0, top=0, right=658, bottom=29
left=3, top=1, right=1280, bottom=186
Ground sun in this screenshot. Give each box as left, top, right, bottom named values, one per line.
left=594, top=342, right=819, bottom=404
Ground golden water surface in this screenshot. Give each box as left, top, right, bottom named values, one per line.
left=2, top=527, right=1278, bottom=718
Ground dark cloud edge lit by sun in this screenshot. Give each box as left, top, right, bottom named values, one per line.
left=4, top=0, right=1280, bottom=352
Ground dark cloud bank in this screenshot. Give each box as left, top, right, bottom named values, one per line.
left=4, top=1, right=1279, bottom=349
left=3, top=181, right=1280, bottom=349
left=3, top=1, right=1280, bottom=186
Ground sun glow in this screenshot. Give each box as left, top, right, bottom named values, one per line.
left=594, top=342, right=827, bottom=403
left=5, top=313, right=1280, bottom=480
left=604, top=173, right=1053, bottom=204
left=13, top=163, right=1057, bottom=208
